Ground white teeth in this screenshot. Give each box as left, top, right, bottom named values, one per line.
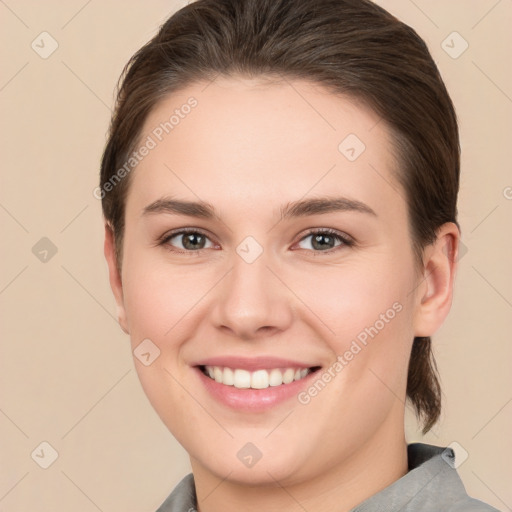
left=251, top=369, right=269, bottom=389
left=233, top=369, right=251, bottom=389
left=214, top=367, right=223, bottom=383
left=203, top=365, right=313, bottom=389
left=282, top=368, right=295, bottom=384
left=268, top=368, right=283, bottom=386
left=223, top=367, right=234, bottom=386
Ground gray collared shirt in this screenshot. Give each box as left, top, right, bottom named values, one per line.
left=155, top=443, right=499, bottom=511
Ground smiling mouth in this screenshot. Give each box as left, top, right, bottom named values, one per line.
left=199, top=365, right=321, bottom=389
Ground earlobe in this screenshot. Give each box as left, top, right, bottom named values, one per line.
left=103, top=223, right=130, bottom=334
left=413, top=222, right=460, bottom=337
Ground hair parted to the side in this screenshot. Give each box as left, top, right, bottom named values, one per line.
left=100, top=0, right=460, bottom=434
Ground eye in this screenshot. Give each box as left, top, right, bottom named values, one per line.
left=295, top=229, right=354, bottom=253
left=160, top=228, right=216, bottom=252
left=158, top=227, right=353, bottom=255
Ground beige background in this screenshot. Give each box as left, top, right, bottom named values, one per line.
left=1, top=0, right=511, bottom=510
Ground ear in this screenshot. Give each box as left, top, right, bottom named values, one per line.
left=104, top=223, right=130, bottom=334
left=413, top=222, right=460, bottom=337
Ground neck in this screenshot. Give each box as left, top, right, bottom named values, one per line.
left=190, top=419, right=408, bottom=512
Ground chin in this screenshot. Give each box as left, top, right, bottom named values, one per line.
left=195, top=443, right=312, bottom=487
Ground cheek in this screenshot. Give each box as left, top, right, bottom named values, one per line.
left=289, top=254, right=415, bottom=341
left=121, top=262, right=205, bottom=441
left=123, top=244, right=416, bottom=357
left=122, top=259, right=202, bottom=345
left=289, top=254, right=416, bottom=396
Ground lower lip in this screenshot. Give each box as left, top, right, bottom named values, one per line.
left=194, top=367, right=319, bottom=412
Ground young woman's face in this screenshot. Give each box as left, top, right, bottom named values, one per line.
left=112, top=77, right=431, bottom=485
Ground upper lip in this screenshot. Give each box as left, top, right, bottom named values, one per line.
left=192, top=356, right=320, bottom=371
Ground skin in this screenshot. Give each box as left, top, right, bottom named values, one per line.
left=104, top=77, right=459, bottom=512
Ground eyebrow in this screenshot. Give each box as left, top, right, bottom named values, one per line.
left=142, top=197, right=216, bottom=219
left=141, top=195, right=377, bottom=220
left=280, top=196, right=377, bottom=219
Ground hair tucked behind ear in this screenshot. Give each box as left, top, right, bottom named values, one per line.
left=407, top=337, right=442, bottom=434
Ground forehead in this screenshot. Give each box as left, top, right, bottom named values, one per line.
left=126, top=76, right=402, bottom=217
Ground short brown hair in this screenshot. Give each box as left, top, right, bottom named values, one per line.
left=100, top=0, right=460, bottom=434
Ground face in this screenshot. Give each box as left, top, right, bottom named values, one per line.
left=106, top=77, right=449, bottom=486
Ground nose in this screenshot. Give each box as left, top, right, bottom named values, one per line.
left=210, top=251, right=294, bottom=341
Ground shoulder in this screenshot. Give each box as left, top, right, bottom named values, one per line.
left=406, top=443, right=500, bottom=512
left=351, top=443, right=500, bottom=511
left=447, top=497, right=501, bottom=511
left=155, top=473, right=196, bottom=512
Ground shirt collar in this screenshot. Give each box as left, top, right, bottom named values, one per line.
left=156, top=443, right=462, bottom=512
left=351, top=443, right=463, bottom=511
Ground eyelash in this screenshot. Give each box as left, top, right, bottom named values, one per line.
left=157, top=227, right=355, bottom=256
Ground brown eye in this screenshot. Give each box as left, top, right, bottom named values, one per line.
left=180, top=233, right=207, bottom=250
left=162, top=230, right=214, bottom=252
left=296, top=230, right=353, bottom=252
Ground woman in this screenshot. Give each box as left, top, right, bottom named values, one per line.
left=99, top=0, right=499, bottom=510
